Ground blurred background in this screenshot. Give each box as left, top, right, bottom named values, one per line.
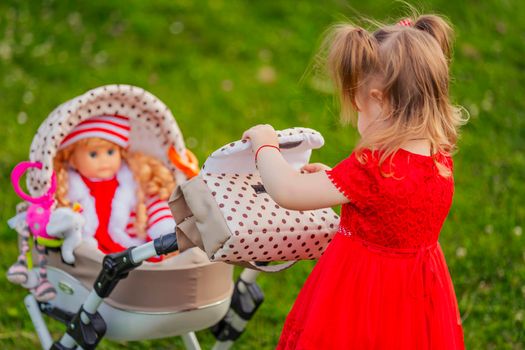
left=0, top=0, right=523, bottom=349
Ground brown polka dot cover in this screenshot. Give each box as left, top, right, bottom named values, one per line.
left=173, top=128, right=340, bottom=265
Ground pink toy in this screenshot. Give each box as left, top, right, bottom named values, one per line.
left=7, top=161, right=58, bottom=301
left=11, top=161, right=57, bottom=241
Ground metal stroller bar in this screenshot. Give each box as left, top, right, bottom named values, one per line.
left=51, top=233, right=179, bottom=350
left=25, top=294, right=54, bottom=350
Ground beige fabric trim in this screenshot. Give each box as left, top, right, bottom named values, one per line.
left=180, top=177, right=232, bottom=258
left=176, top=216, right=204, bottom=252
left=168, top=186, right=193, bottom=223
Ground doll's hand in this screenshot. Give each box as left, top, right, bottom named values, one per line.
left=47, top=207, right=85, bottom=264
left=300, top=163, right=332, bottom=174
left=47, top=207, right=84, bottom=239
left=83, top=236, right=99, bottom=248
left=242, top=124, right=279, bottom=152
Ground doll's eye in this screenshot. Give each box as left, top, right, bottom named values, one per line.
left=89, top=151, right=98, bottom=158
left=107, top=149, right=115, bottom=156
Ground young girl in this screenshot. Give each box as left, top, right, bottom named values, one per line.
left=243, top=14, right=465, bottom=349
left=53, top=115, right=176, bottom=256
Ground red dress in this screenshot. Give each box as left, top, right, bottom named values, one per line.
left=81, top=175, right=125, bottom=254
left=277, top=149, right=465, bottom=350
left=81, top=176, right=165, bottom=262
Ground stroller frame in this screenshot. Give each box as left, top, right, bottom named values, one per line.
left=24, top=232, right=266, bottom=350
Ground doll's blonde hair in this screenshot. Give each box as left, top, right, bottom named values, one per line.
left=54, top=138, right=176, bottom=239
left=325, top=14, right=467, bottom=176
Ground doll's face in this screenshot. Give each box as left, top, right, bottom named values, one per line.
left=70, top=141, right=122, bottom=179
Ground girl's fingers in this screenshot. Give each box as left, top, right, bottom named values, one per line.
left=242, top=125, right=278, bottom=152
left=300, top=163, right=331, bottom=173
left=242, top=127, right=256, bottom=140
left=300, top=164, right=317, bottom=173
left=242, top=125, right=262, bottom=139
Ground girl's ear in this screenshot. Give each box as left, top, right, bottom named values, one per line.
left=369, top=89, right=383, bottom=105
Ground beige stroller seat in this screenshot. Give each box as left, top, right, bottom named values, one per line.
left=10, top=84, right=240, bottom=349
left=45, top=245, right=232, bottom=340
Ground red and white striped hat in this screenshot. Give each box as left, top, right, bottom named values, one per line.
left=60, top=115, right=131, bottom=149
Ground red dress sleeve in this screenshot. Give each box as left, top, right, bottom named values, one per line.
left=325, top=151, right=376, bottom=203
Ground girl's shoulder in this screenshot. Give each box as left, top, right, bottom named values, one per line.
left=329, top=147, right=453, bottom=181
left=326, top=148, right=453, bottom=203
left=334, top=148, right=453, bottom=170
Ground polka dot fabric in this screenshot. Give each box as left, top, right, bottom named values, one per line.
left=203, top=172, right=339, bottom=262
left=196, top=127, right=339, bottom=263
left=27, top=84, right=189, bottom=197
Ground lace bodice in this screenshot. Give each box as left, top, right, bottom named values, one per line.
left=326, top=149, right=454, bottom=248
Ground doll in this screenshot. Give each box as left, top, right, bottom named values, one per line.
left=53, top=115, right=176, bottom=256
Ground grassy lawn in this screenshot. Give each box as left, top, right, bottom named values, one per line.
left=0, top=0, right=523, bottom=349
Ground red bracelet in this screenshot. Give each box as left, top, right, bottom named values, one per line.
left=255, top=144, right=280, bottom=163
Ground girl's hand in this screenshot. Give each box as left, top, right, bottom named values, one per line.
left=242, top=124, right=279, bottom=152
left=300, top=163, right=332, bottom=174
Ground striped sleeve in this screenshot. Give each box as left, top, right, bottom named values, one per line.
left=125, top=212, right=138, bottom=238
left=146, top=195, right=176, bottom=240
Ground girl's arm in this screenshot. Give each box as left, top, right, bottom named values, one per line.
left=243, top=125, right=350, bottom=211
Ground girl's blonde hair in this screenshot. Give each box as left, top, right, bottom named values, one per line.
left=53, top=138, right=176, bottom=239
left=325, top=14, right=467, bottom=176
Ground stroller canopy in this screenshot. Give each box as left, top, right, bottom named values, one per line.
left=27, top=84, right=190, bottom=197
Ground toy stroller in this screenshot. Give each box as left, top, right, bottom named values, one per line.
left=6, top=85, right=267, bottom=350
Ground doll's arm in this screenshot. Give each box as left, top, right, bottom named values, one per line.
left=146, top=197, right=176, bottom=240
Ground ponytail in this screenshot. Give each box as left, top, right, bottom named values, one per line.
left=414, top=15, right=454, bottom=62
left=326, top=25, right=379, bottom=124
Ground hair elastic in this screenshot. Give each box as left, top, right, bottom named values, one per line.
left=398, top=19, right=413, bottom=27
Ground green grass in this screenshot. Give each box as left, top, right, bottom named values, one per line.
left=0, top=0, right=524, bottom=349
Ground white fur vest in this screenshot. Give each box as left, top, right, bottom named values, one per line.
left=67, top=165, right=145, bottom=247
